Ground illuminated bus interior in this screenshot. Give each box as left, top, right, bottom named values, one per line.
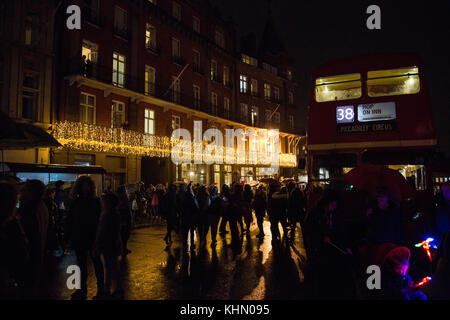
left=389, top=164, right=426, bottom=191
left=311, top=153, right=357, bottom=181
left=367, top=67, right=420, bottom=97
left=315, top=73, right=362, bottom=102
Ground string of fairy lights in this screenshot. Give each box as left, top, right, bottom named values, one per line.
left=52, top=121, right=297, bottom=167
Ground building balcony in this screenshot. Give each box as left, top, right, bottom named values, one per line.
left=65, top=59, right=277, bottom=130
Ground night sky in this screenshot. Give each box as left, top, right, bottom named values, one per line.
left=210, top=0, right=450, bottom=156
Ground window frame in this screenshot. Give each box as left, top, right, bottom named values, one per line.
left=80, top=92, right=96, bottom=125
left=144, top=108, right=155, bottom=135
left=111, top=100, right=126, bottom=129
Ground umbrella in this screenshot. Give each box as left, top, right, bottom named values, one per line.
left=342, top=164, right=415, bottom=201
left=259, top=178, right=281, bottom=187
left=1, top=111, right=61, bottom=173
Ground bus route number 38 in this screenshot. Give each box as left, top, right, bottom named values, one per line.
left=336, top=106, right=355, bottom=123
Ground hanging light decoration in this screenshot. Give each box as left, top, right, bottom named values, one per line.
left=53, top=121, right=298, bottom=167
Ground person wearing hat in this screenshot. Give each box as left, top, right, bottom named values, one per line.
left=374, top=243, right=426, bottom=300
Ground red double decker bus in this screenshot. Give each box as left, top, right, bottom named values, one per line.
left=307, top=53, right=436, bottom=194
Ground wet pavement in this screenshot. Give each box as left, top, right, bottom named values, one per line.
left=41, top=217, right=309, bottom=300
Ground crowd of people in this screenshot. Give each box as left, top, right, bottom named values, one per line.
left=0, top=176, right=132, bottom=300
left=1, top=174, right=450, bottom=301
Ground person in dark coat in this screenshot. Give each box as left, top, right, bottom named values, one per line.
left=44, top=188, right=59, bottom=255
left=54, top=180, right=65, bottom=209
left=287, top=187, right=305, bottom=243
left=268, top=185, right=288, bottom=244
left=117, top=185, right=132, bottom=257
left=161, top=184, right=178, bottom=245
left=219, top=184, right=231, bottom=237
left=207, top=185, right=221, bottom=249
left=252, top=185, right=267, bottom=239
left=180, top=183, right=199, bottom=252
left=66, top=176, right=104, bottom=300
left=366, top=188, right=405, bottom=246
left=196, top=185, right=210, bottom=249
left=0, top=182, right=29, bottom=300
left=93, top=192, right=123, bottom=299
left=242, top=184, right=254, bottom=235
left=16, top=179, right=48, bottom=299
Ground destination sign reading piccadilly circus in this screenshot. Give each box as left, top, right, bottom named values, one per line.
left=336, top=101, right=397, bottom=133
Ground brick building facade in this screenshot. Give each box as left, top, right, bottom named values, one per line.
left=51, top=0, right=302, bottom=190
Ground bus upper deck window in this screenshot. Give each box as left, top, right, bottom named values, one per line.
left=315, top=73, right=362, bottom=102
left=367, top=67, right=420, bottom=97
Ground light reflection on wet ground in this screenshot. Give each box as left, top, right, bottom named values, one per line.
left=42, top=217, right=308, bottom=300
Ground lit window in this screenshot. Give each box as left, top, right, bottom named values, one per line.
left=210, top=60, right=218, bottom=81
left=223, top=66, right=229, bottom=86
left=144, top=109, right=155, bottom=135
left=315, top=73, right=362, bottom=102
left=172, top=115, right=180, bottom=130
left=251, top=106, right=258, bottom=127
left=264, top=83, right=271, bottom=100
left=112, top=52, right=126, bottom=88
left=111, top=101, right=125, bottom=128
left=287, top=69, right=293, bottom=80
left=80, top=92, right=96, bottom=124
left=82, top=40, right=98, bottom=63
left=367, top=67, right=420, bottom=97
left=145, top=24, right=156, bottom=51
left=240, top=75, right=248, bottom=93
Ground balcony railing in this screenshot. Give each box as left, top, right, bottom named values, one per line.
left=66, top=58, right=249, bottom=125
